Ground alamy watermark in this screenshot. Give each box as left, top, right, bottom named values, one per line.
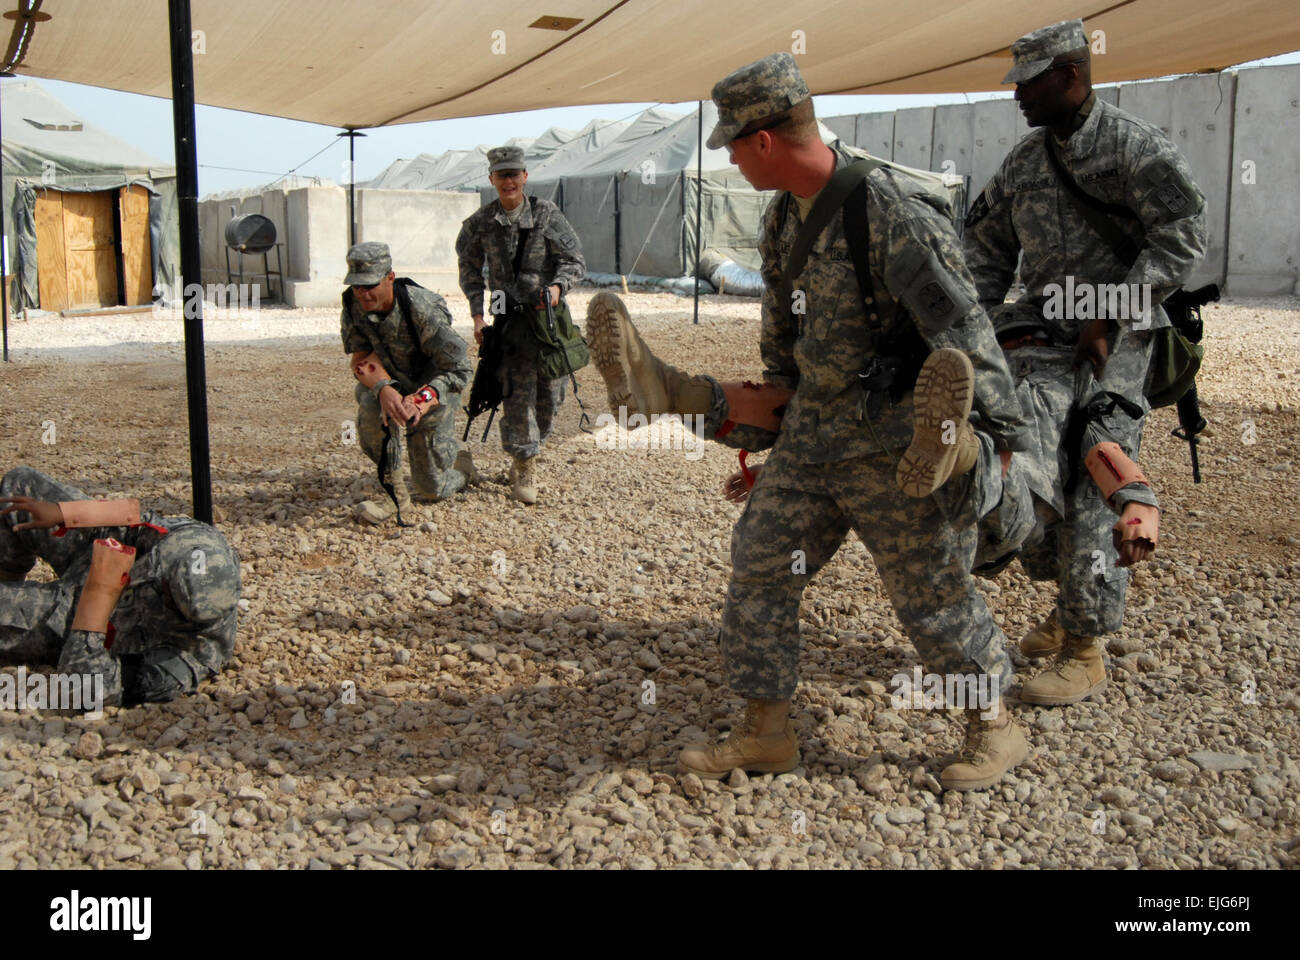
left=152, top=279, right=261, bottom=321
left=1042, top=276, right=1153, bottom=329
left=1, top=667, right=104, bottom=719
left=889, top=666, right=1001, bottom=719
left=594, top=406, right=707, bottom=461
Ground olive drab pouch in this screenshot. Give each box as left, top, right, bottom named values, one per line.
left=522, top=299, right=590, bottom=382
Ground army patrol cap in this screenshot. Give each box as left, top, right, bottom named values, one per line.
left=487, top=145, right=527, bottom=173
left=344, top=241, right=392, bottom=286
left=1002, top=19, right=1088, bottom=84
left=706, top=52, right=811, bottom=150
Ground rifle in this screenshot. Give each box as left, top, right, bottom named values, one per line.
left=1163, top=283, right=1218, bottom=484
left=463, top=315, right=512, bottom=443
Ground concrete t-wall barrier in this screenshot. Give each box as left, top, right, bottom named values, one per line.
left=281, top=185, right=347, bottom=308
left=1227, top=64, right=1300, bottom=296
left=823, top=64, right=1300, bottom=295
left=355, top=187, right=480, bottom=293
left=1116, top=74, right=1235, bottom=290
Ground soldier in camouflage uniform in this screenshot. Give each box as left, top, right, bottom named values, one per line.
left=0, top=466, right=240, bottom=706
left=341, top=242, right=477, bottom=524
left=964, top=19, right=1206, bottom=703
left=456, top=145, right=586, bottom=504
left=590, top=54, right=1043, bottom=791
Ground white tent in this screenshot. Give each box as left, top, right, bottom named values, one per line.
left=2, top=80, right=179, bottom=311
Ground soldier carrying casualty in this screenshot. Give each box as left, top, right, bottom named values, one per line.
left=587, top=54, right=1044, bottom=791
left=963, top=18, right=1206, bottom=705
left=456, top=145, right=588, bottom=505
left=342, top=241, right=479, bottom=525
left=0, top=466, right=241, bottom=707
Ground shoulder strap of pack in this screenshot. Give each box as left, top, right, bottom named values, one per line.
left=778, top=158, right=880, bottom=318
left=393, top=277, right=424, bottom=347
left=840, top=178, right=878, bottom=335
left=508, top=195, right=538, bottom=284
left=1044, top=136, right=1143, bottom=269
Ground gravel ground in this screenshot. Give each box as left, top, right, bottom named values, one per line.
left=0, top=289, right=1297, bottom=870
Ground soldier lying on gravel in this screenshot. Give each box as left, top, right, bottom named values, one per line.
left=342, top=241, right=481, bottom=525
left=0, top=466, right=240, bottom=707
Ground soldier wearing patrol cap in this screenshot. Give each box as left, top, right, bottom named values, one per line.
left=964, top=19, right=1207, bottom=704
left=590, top=52, right=1042, bottom=791
left=341, top=241, right=477, bottom=524
left=456, top=145, right=586, bottom=504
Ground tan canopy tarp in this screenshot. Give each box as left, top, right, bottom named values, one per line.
left=4, top=0, right=1297, bottom=127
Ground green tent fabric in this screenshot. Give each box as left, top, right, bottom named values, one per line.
left=2, top=80, right=179, bottom=311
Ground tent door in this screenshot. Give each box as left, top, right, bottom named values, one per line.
left=118, top=185, right=153, bottom=305
left=33, top=186, right=152, bottom=311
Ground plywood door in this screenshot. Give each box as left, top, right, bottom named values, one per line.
left=34, top=192, right=69, bottom=311
left=61, top=191, right=118, bottom=308
left=119, top=185, right=152, bottom=305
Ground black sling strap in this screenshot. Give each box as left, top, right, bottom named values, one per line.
left=1044, top=135, right=1142, bottom=268
left=777, top=158, right=880, bottom=323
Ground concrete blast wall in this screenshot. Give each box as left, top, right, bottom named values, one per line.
left=823, top=64, right=1299, bottom=294
left=198, top=184, right=477, bottom=306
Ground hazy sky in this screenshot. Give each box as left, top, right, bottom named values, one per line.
left=10, top=51, right=1299, bottom=198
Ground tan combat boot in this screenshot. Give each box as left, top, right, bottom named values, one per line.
left=354, top=497, right=397, bottom=525
left=940, top=705, right=1030, bottom=791
left=1020, top=633, right=1107, bottom=705
left=586, top=291, right=714, bottom=418
left=1019, top=612, right=1067, bottom=658
left=509, top=455, right=538, bottom=505
left=454, top=448, right=483, bottom=486
left=897, top=348, right=978, bottom=498
left=678, top=699, right=798, bottom=780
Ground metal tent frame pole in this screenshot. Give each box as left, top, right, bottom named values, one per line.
left=169, top=0, right=212, bottom=523
left=338, top=129, right=367, bottom=247
left=693, top=101, right=702, bottom=325
left=0, top=70, right=12, bottom=362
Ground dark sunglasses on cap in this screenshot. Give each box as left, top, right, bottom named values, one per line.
left=351, top=280, right=382, bottom=292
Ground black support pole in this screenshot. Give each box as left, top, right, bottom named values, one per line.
left=1, top=71, right=12, bottom=362
left=338, top=129, right=367, bottom=247
left=693, top=101, right=703, bottom=325
left=168, top=0, right=213, bottom=524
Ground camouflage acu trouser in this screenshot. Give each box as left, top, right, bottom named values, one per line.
left=1015, top=329, right=1155, bottom=637
left=356, top=385, right=466, bottom=501
left=498, top=345, right=565, bottom=460
left=721, top=449, right=1015, bottom=702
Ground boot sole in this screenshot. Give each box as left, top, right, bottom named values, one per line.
left=1020, top=674, right=1108, bottom=706
left=940, top=736, right=1030, bottom=792
left=679, top=753, right=799, bottom=780
left=586, top=292, right=644, bottom=418
left=896, top=349, right=975, bottom=498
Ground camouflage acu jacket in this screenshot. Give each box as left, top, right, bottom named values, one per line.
left=340, top=283, right=472, bottom=400
left=455, top=195, right=586, bottom=318
left=760, top=141, right=1031, bottom=469
left=54, top=513, right=240, bottom=680
left=963, top=96, right=1208, bottom=339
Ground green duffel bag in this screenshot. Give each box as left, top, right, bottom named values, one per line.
left=522, top=299, right=590, bottom=382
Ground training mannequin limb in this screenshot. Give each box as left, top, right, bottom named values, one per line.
left=57, top=499, right=141, bottom=529
left=352, top=352, right=397, bottom=392
left=70, top=538, right=136, bottom=633
left=1085, top=442, right=1159, bottom=565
